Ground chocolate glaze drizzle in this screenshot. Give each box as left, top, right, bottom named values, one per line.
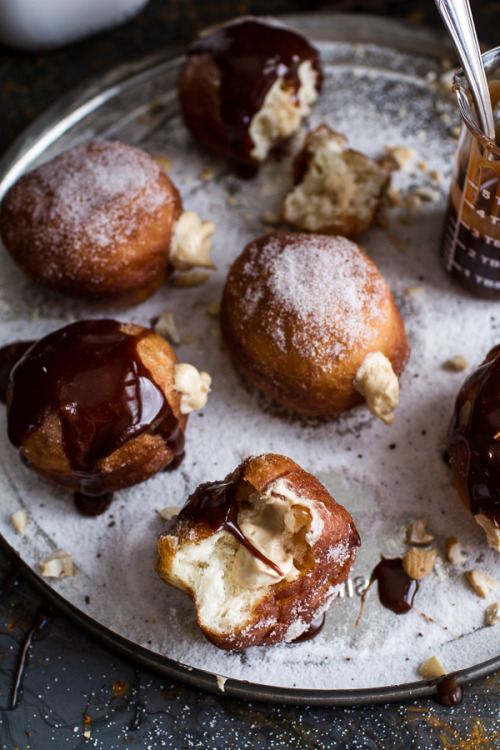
left=7, top=320, right=184, bottom=513
left=448, top=344, right=500, bottom=521
left=176, top=476, right=283, bottom=576
left=369, top=557, right=419, bottom=615
left=0, top=341, right=34, bottom=403
left=188, top=18, right=322, bottom=167
left=291, top=612, right=326, bottom=643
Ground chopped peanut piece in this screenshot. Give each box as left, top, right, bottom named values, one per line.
left=206, top=300, right=221, bottom=318
left=444, top=355, right=468, bottom=372
left=260, top=209, right=282, bottom=225
left=153, top=155, right=172, bottom=173
left=11, top=509, right=27, bottom=533
left=385, top=145, right=418, bottom=169
left=405, top=285, right=423, bottom=296
left=402, top=547, right=437, bottom=580
left=172, top=271, right=211, bottom=288
left=466, top=569, right=498, bottom=598
left=153, top=310, right=181, bottom=345
left=419, top=655, right=446, bottom=679
left=40, top=551, right=74, bottom=578
left=406, top=518, right=435, bottom=546
left=445, top=536, right=466, bottom=564
left=475, top=514, right=500, bottom=553
left=159, top=506, right=181, bottom=521
left=485, top=602, right=500, bottom=626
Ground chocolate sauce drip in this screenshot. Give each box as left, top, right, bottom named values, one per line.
left=0, top=341, right=34, bottom=403
left=177, top=478, right=283, bottom=576
left=292, top=612, right=326, bottom=643
left=162, top=449, right=185, bottom=472
left=7, top=320, right=183, bottom=502
left=370, top=557, right=419, bottom=615
left=448, top=345, right=500, bottom=520
left=434, top=675, right=462, bottom=706
left=10, top=609, right=50, bottom=709
left=74, top=491, right=114, bottom=517
left=188, top=18, right=321, bottom=165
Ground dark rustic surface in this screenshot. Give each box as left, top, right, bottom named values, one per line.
left=2, top=0, right=500, bottom=747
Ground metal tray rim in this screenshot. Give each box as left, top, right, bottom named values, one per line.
left=0, top=13, right=481, bottom=707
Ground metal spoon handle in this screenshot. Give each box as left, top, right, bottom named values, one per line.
left=435, top=0, right=495, bottom=140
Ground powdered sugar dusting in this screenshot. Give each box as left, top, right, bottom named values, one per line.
left=8, top=140, right=173, bottom=254
left=245, top=234, right=387, bottom=360
left=3, top=20, right=498, bottom=696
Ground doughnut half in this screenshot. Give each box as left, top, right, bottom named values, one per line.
left=156, top=453, right=360, bottom=649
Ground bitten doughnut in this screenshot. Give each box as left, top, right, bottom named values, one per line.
left=5, top=319, right=211, bottom=515
left=178, top=16, right=322, bottom=174
left=156, top=453, right=360, bottom=649
left=0, top=140, right=215, bottom=305
left=448, top=345, right=500, bottom=552
left=220, top=232, right=410, bottom=421
left=282, top=125, right=391, bottom=237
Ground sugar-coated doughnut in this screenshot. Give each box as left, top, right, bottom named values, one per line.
left=448, top=345, right=500, bottom=552
left=156, top=453, right=360, bottom=649
left=220, top=232, right=410, bottom=420
left=5, top=319, right=211, bottom=515
left=178, top=16, right=322, bottom=174
left=0, top=141, right=183, bottom=305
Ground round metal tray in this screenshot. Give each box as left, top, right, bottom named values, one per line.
left=2, top=13, right=499, bottom=706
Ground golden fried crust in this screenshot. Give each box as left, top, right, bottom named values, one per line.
left=0, top=141, right=182, bottom=306
left=220, top=232, right=410, bottom=415
left=156, top=453, right=360, bottom=649
left=10, top=323, right=187, bottom=494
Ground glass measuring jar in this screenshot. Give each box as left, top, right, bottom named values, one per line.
left=441, top=46, right=500, bottom=298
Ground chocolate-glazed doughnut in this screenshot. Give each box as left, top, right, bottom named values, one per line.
left=448, top=345, right=500, bottom=550
left=178, top=16, right=322, bottom=174
left=5, top=319, right=210, bottom=515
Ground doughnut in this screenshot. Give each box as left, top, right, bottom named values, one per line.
left=178, top=16, right=322, bottom=174
left=156, top=453, right=360, bottom=649
left=220, top=232, right=410, bottom=421
left=5, top=319, right=211, bottom=515
left=282, top=125, right=391, bottom=237
left=448, top=345, right=500, bottom=551
left=0, top=140, right=215, bottom=305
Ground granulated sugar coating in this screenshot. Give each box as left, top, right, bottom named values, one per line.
left=2, top=21, right=500, bottom=698
left=3, top=141, right=172, bottom=253
left=0, top=140, right=181, bottom=300
left=240, top=233, right=387, bottom=359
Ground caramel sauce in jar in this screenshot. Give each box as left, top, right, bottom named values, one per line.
left=441, top=80, right=500, bottom=297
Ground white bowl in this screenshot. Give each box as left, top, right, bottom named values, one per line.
left=0, top=0, right=151, bottom=50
